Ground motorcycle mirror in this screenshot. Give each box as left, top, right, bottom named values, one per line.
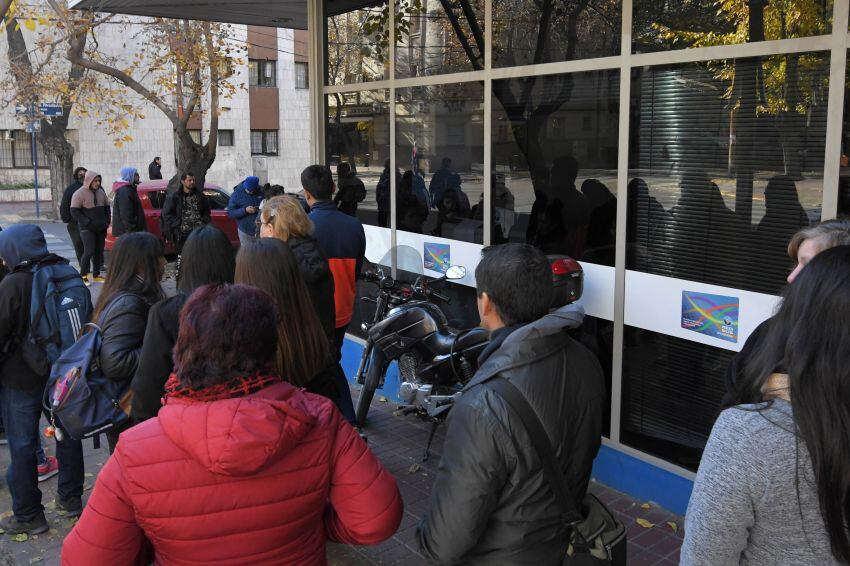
left=445, top=265, right=467, bottom=280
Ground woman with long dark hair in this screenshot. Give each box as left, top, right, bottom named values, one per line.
left=92, top=232, right=165, bottom=451
left=235, top=239, right=338, bottom=403
left=683, top=245, right=850, bottom=565
left=130, top=225, right=235, bottom=422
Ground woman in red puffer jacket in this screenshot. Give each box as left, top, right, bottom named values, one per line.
left=61, top=284, right=403, bottom=565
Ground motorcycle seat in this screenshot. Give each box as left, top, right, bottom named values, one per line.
left=428, top=327, right=489, bottom=356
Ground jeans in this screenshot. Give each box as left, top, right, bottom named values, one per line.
left=80, top=228, right=106, bottom=277
left=237, top=229, right=257, bottom=247
left=333, top=325, right=357, bottom=426
left=66, top=221, right=84, bottom=263
left=0, top=387, right=85, bottom=521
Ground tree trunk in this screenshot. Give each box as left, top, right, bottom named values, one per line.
left=171, top=126, right=215, bottom=193
left=38, top=126, right=75, bottom=219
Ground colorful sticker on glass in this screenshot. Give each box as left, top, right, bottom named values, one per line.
left=423, top=242, right=451, bottom=274
left=681, top=291, right=739, bottom=343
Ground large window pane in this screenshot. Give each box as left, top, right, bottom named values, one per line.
left=627, top=53, right=830, bottom=295
left=492, top=70, right=620, bottom=267
left=621, top=327, right=734, bottom=471
left=839, top=52, right=850, bottom=214
left=395, top=82, right=484, bottom=243
left=326, top=89, right=391, bottom=228
left=633, top=0, right=833, bottom=54
left=326, top=1, right=389, bottom=85
left=493, top=0, right=620, bottom=68
left=395, top=0, right=484, bottom=78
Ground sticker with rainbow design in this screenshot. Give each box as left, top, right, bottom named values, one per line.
left=681, top=291, right=739, bottom=343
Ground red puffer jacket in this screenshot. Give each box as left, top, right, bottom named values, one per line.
left=61, top=381, right=403, bottom=565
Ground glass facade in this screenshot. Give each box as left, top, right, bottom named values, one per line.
left=321, top=1, right=850, bottom=474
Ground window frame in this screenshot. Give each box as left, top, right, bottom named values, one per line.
left=250, top=129, right=279, bottom=156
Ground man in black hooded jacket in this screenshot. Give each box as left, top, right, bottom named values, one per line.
left=59, top=166, right=87, bottom=262
left=0, top=225, right=86, bottom=536
left=418, top=243, right=605, bottom=565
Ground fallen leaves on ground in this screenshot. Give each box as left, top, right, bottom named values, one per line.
left=29, top=557, right=43, bottom=563
left=408, top=463, right=421, bottom=474
left=640, top=503, right=651, bottom=509
left=635, top=518, right=655, bottom=529
left=667, top=521, right=679, bottom=534
left=13, top=533, right=28, bottom=542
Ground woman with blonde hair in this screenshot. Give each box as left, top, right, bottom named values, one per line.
left=258, top=195, right=336, bottom=351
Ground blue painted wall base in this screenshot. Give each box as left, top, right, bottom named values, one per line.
left=342, top=337, right=694, bottom=516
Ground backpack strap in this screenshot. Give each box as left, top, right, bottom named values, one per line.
left=485, top=377, right=583, bottom=526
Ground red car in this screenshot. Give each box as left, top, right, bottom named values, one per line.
left=105, top=180, right=240, bottom=255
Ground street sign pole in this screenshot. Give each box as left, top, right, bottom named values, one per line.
left=29, top=105, right=40, bottom=219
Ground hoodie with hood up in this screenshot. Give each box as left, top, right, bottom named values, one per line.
left=0, top=224, right=63, bottom=389
left=70, top=170, right=110, bottom=232
left=62, top=380, right=403, bottom=564
left=226, top=176, right=263, bottom=235
left=112, top=167, right=147, bottom=236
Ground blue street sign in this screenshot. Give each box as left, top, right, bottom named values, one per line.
left=25, top=122, right=41, bottom=133
left=40, top=103, right=63, bottom=117
left=14, top=104, right=32, bottom=115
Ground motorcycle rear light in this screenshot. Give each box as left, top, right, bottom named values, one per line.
left=551, top=258, right=580, bottom=275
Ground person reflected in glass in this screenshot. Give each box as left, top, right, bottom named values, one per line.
left=683, top=246, right=850, bottom=566
left=433, top=173, right=471, bottom=238
left=334, top=162, right=365, bottom=217
left=755, top=175, right=810, bottom=292
left=535, top=156, right=590, bottom=258
left=626, top=177, right=672, bottom=273
left=375, top=159, right=396, bottom=228
left=669, top=171, right=750, bottom=288
left=581, top=179, right=617, bottom=263
left=429, top=157, right=455, bottom=210
left=526, top=166, right=551, bottom=244
left=397, top=170, right=429, bottom=233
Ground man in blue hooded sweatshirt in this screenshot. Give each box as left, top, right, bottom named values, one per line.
left=111, top=167, right=147, bottom=237
left=0, top=225, right=86, bottom=535
left=227, top=175, right=263, bottom=246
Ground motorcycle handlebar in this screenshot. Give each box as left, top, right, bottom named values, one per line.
left=429, top=289, right=450, bottom=303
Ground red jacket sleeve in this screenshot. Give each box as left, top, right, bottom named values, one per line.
left=61, top=451, right=148, bottom=565
left=324, top=411, right=403, bottom=545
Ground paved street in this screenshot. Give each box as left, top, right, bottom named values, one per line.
left=0, top=210, right=686, bottom=565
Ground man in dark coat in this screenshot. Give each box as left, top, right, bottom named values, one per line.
left=161, top=172, right=211, bottom=254
left=111, top=167, right=147, bottom=236
left=334, top=162, right=365, bottom=217
left=148, top=157, right=162, bottom=180
left=59, top=166, right=87, bottom=262
left=417, top=243, right=605, bottom=564
left=0, top=225, right=86, bottom=535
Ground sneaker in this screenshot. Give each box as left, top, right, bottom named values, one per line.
left=56, top=496, right=83, bottom=518
left=37, top=456, right=59, bottom=482
left=92, top=276, right=106, bottom=284
left=0, top=513, right=49, bottom=536
left=81, top=275, right=92, bottom=286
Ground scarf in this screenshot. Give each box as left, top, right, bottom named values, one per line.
left=163, top=373, right=283, bottom=404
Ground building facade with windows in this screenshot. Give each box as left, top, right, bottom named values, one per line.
left=0, top=21, right=310, bottom=193
left=70, top=0, right=850, bottom=515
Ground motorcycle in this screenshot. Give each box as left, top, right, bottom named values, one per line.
left=353, top=264, right=489, bottom=457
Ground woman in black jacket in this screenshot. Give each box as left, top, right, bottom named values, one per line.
left=91, top=232, right=165, bottom=452
left=258, top=195, right=336, bottom=350
left=130, top=226, right=235, bottom=422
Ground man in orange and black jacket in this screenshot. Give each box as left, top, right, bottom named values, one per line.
left=301, top=165, right=366, bottom=426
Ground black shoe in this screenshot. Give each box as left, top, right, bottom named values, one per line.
left=56, top=496, right=83, bottom=518
left=0, top=513, right=49, bottom=536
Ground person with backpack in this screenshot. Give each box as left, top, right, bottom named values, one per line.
left=91, top=231, right=165, bottom=452
left=59, top=166, right=87, bottom=263
left=111, top=167, right=147, bottom=237
left=334, top=162, right=366, bottom=217
left=70, top=170, right=110, bottom=284
left=130, top=226, right=235, bottom=423
left=0, top=224, right=88, bottom=536
left=417, top=243, right=606, bottom=564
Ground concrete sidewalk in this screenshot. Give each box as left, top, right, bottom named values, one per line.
left=0, top=386, right=685, bottom=565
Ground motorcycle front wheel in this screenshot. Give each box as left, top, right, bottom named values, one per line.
left=355, top=347, right=386, bottom=427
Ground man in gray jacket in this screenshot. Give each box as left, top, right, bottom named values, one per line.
left=418, top=243, right=605, bottom=565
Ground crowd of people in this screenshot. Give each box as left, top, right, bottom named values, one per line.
left=0, top=160, right=849, bottom=565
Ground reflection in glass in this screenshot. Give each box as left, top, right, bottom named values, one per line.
left=325, top=1, right=390, bottom=85
left=621, top=327, right=734, bottom=471
left=633, top=0, right=833, bottom=54
left=839, top=53, right=850, bottom=215
left=395, top=82, right=485, bottom=243
left=493, top=0, right=620, bottom=68
left=395, top=0, right=484, bottom=78
left=325, top=90, right=391, bottom=228
left=492, top=71, right=620, bottom=266
left=627, top=54, right=829, bottom=294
